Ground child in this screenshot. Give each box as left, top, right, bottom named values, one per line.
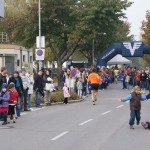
left=0, top=83, right=10, bottom=125
left=141, top=121, right=150, bottom=129
left=8, top=82, right=18, bottom=123
left=77, top=78, right=83, bottom=99
left=120, top=86, right=149, bottom=129
left=63, top=83, right=70, bottom=104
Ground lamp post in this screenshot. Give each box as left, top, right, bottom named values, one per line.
left=38, top=0, right=42, bottom=70
left=92, top=39, right=95, bottom=67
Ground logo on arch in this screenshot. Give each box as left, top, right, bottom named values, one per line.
left=122, top=42, right=143, bottom=57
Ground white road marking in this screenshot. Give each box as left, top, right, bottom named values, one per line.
left=51, top=131, right=69, bottom=141
left=79, top=119, right=93, bottom=126
left=116, top=105, right=124, bottom=109
left=125, top=101, right=130, bottom=103
left=101, top=110, right=111, bottom=115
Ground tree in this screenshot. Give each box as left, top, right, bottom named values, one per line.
left=141, top=10, right=150, bottom=65
left=0, top=0, right=132, bottom=68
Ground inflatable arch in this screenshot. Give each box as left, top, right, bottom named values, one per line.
left=97, top=41, right=150, bottom=67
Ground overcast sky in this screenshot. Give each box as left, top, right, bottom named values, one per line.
left=125, top=0, right=150, bottom=40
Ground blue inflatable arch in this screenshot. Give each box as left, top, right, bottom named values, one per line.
left=97, top=41, right=150, bottom=67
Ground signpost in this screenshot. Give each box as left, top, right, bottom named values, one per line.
left=36, top=49, right=45, bottom=60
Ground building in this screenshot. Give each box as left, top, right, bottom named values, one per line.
left=0, top=0, right=4, bottom=18
left=0, top=44, right=33, bottom=75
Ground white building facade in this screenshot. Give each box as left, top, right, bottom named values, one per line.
left=0, top=44, right=33, bottom=75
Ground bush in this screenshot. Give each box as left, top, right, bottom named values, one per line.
left=31, top=90, right=80, bottom=105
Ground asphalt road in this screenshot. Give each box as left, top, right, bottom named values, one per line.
left=0, top=83, right=150, bottom=150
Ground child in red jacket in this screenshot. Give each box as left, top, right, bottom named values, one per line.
left=8, top=82, right=18, bottom=123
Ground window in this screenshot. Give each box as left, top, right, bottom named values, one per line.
left=30, top=56, right=32, bottom=62
left=23, top=55, right=25, bottom=62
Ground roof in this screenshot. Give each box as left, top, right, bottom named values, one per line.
left=0, top=44, right=32, bottom=51
left=107, top=54, right=132, bottom=65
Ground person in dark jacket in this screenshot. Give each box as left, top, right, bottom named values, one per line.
left=0, top=67, right=8, bottom=89
left=34, top=70, right=44, bottom=108
left=0, top=83, right=10, bottom=125
left=8, top=71, right=24, bottom=117
left=120, top=86, right=149, bottom=129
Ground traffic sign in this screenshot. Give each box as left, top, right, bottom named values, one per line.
left=36, top=49, right=45, bottom=60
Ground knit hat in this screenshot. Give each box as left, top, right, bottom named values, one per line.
left=1, top=83, right=8, bottom=89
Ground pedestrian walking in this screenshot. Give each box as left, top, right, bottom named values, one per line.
left=8, top=82, right=18, bottom=123
left=120, top=86, right=149, bottom=129
left=21, top=70, right=30, bottom=111
left=33, top=70, right=44, bottom=108
left=63, top=83, right=70, bottom=104
left=0, top=83, right=10, bottom=125
left=27, top=69, right=34, bottom=111
left=8, top=71, right=24, bottom=118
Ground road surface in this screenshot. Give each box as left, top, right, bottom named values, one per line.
left=0, top=83, right=150, bottom=150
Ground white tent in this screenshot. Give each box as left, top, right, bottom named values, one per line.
left=107, top=54, right=132, bottom=65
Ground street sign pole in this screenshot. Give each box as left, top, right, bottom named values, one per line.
left=38, top=0, right=42, bottom=71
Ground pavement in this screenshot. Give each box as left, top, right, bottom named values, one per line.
left=0, top=83, right=150, bottom=150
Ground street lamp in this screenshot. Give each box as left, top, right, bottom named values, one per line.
left=92, top=33, right=106, bottom=68
left=38, top=0, right=42, bottom=70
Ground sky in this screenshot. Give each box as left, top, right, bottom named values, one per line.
left=125, top=0, right=150, bottom=40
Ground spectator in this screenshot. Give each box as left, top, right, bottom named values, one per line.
left=0, top=83, right=10, bottom=125
left=33, top=70, right=44, bottom=108
left=63, top=83, right=70, bottom=104
left=43, top=70, right=53, bottom=105
left=27, top=70, right=34, bottom=111
left=140, top=70, right=147, bottom=93
left=8, top=82, right=18, bottom=123
left=21, top=70, right=30, bottom=111
left=77, top=78, right=83, bottom=99
left=8, top=71, right=24, bottom=118
left=0, top=67, right=8, bottom=89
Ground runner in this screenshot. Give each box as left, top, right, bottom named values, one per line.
left=88, top=68, right=101, bottom=105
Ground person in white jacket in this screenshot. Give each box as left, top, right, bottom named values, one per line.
left=27, top=70, right=34, bottom=111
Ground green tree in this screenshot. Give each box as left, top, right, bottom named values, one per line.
left=141, top=10, right=150, bottom=65
left=0, top=0, right=132, bottom=68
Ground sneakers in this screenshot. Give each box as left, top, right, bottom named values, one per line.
left=93, top=101, right=95, bottom=105
left=130, top=126, right=134, bottom=129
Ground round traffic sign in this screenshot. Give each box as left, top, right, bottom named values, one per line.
left=37, top=50, right=43, bottom=56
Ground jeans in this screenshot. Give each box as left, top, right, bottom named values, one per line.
left=16, top=96, right=22, bottom=117
left=125, top=82, right=129, bottom=89
left=36, top=92, right=41, bottom=107
left=129, top=110, right=141, bottom=126
left=23, top=89, right=28, bottom=111
left=28, top=94, right=32, bottom=109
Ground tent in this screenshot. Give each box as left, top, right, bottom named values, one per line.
left=107, top=54, right=132, bottom=65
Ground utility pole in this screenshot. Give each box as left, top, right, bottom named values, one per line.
left=92, top=39, right=95, bottom=67
left=38, top=0, right=42, bottom=70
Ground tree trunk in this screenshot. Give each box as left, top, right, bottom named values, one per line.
left=57, top=59, right=63, bottom=87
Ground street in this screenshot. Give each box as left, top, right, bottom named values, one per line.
left=0, top=83, right=150, bottom=150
